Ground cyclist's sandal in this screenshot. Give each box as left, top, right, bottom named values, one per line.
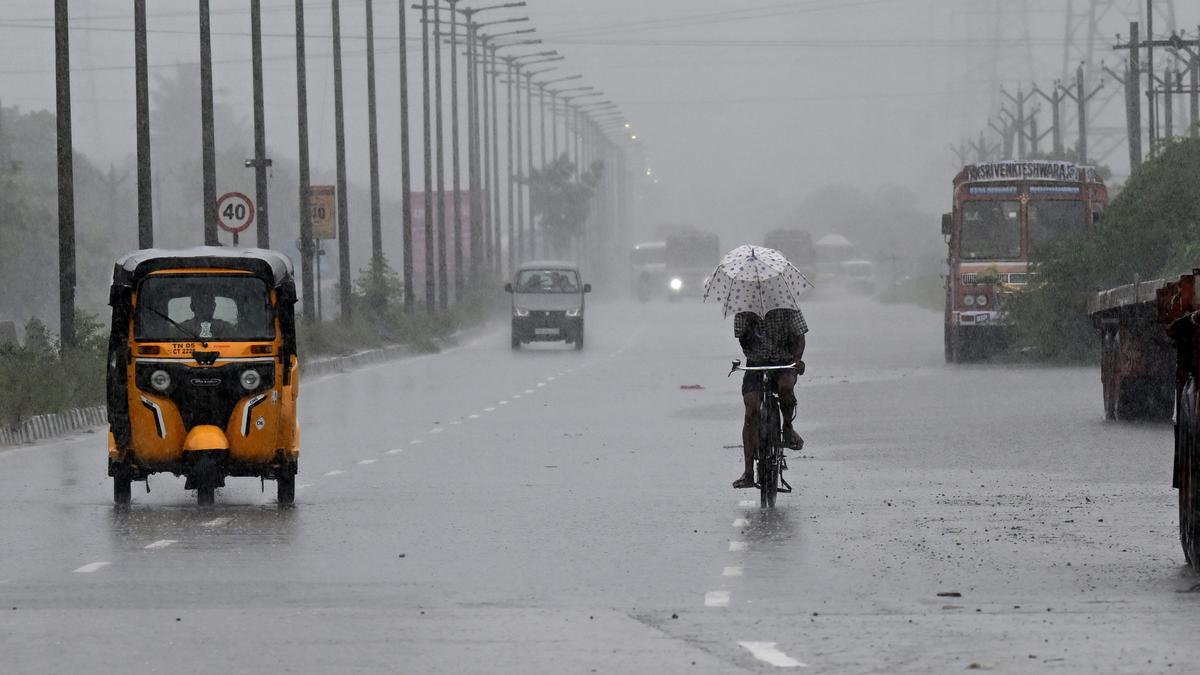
left=783, top=429, right=804, bottom=450
left=732, top=475, right=756, bottom=489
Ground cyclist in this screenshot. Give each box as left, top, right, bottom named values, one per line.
left=732, top=308, right=807, bottom=489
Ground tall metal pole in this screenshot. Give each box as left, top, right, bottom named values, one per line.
left=466, top=22, right=483, bottom=288
left=400, top=4, right=415, bottom=313
left=1191, top=47, right=1199, bottom=139
left=295, top=0, right=314, bottom=321
left=134, top=0, right=152, bottom=249
left=490, top=46, right=503, bottom=278
left=55, top=0, right=75, bottom=347
left=1076, top=65, right=1088, bottom=163
left=366, top=0, right=383, bottom=276
left=331, top=0, right=352, bottom=320
left=480, top=33, right=493, bottom=277
left=550, top=91, right=558, bottom=159
left=448, top=1, right=464, bottom=301
left=513, top=61, right=524, bottom=265
left=1147, top=4, right=1157, bottom=154
left=200, top=0, right=218, bottom=245
left=251, top=0, right=270, bottom=248
left=421, top=2, right=437, bottom=313
left=433, top=0, right=448, bottom=310
left=1163, top=66, right=1174, bottom=141
left=1126, top=22, right=1143, bottom=166
left=525, top=70, right=534, bottom=261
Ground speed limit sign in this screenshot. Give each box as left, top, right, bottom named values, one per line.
left=216, top=191, right=255, bottom=234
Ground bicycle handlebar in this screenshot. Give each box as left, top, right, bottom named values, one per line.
left=728, top=359, right=798, bottom=377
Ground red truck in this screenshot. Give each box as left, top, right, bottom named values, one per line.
left=942, top=161, right=1108, bottom=361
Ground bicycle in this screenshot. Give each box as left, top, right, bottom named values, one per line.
left=729, top=359, right=797, bottom=508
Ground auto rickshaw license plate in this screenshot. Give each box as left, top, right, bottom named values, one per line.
left=535, top=328, right=559, bottom=336
left=168, top=343, right=198, bottom=355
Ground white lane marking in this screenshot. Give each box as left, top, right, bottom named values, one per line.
left=704, top=590, right=730, bottom=607
left=498, top=400, right=509, bottom=405
left=483, top=407, right=496, bottom=412
left=738, top=642, right=806, bottom=668
left=723, top=566, right=744, bottom=577
left=547, top=376, right=556, bottom=381
left=739, top=500, right=757, bottom=507
left=386, top=448, right=404, bottom=455
left=410, top=439, right=424, bottom=445
left=202, top=517, right=231, bottom=528
left=297, top=483, right=313, bottom=489
left=323, top=470, right=344, bottom=477
left=733, top=518, right=750, bottom=527
left=429, top=427, right=444, bottom=434
left=450, top=420, right=463, bottom=426
left=536, top=383, right=546, bottom=388
left=524, top=389, right=534, bottom=394
left=73, top=561, right=111, bottom=574
left=144, top=539, right=176, bottom=550
left=357, top=459, right=377, bottom=465
left=468, top=414, right=480, bottom=419
left=512, top=395, right=521, bottom=399
left=729, top=541, right=748, bottom=552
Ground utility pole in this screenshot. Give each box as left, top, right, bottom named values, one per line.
left=525, top=70, right=536, bottom=261
left=1001, top=87, right=1036, bottom=159
left=505, top=57, right=516, bottom=274
left=400, top=4, right=415, bottom=313
left=1112, top=22, right=1143, bottom=166
left=134, top=0, right=152, bottom=249
left=447, top=1, right=464, bottom=302
left=420, top=2, right=437, bottom=313
left=200, top=0, right=218, bottom=245
left=294, top=0, right=315, bottom=321
left=433, top=0, right=448, bottom=311
left=1061, top=63, right=1104, bottom=162
left=1032, top=81, right=1065, bottom=156
left=331, top=0, right=352, bottom=320
left=55, top=0, right=75, bottom=347
left=250, top=0, right=269, bottom=249
left=490, top=45, right=502, bottom=278
left=366, top=0, right=383, bottom=279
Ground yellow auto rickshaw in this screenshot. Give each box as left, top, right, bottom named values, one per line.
left=106, top=247, right=300, bottom=505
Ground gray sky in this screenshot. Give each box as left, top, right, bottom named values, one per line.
left=0, top=1, right=1191, bottom=241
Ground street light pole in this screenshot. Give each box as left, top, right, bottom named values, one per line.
left=331, top=0, right=352, bottom=320
left=200, top=0, right=218, bottom=246
left=250, top=0, right=269, bottom=248
left=400, top=4, right=415, bottom=313
left=366, top=0, right=383, bottom=280
left=55, top=0, right=75, bottom=347
left=420, top=2, right=436, bottom=313
left=134, top=0, right=152, bottom=249
left=447, top=0, right=464, bottom=301
left=294, top=0, right=315, bottom=320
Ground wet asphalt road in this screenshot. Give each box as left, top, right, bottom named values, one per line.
left=1, top=291, right=1197, bottom=673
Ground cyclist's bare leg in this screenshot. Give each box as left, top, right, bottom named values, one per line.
left=776, top=371, right=803, bottom=449
left=736, top=391, right=760, bottom=486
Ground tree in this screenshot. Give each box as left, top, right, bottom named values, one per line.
left=529, top=154, right=603, bottom=258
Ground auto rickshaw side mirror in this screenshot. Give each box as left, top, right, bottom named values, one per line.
left=504, top=282, right=513, bottom=293
left=940, top=212, right=952, bottom=237
left=583, top=283, right=592, bottom=293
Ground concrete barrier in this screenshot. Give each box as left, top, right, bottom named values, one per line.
left=0, top=405, right=107, bottom=448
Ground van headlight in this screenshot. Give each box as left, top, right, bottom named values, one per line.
left=962, top=294, right=976, bottom=307
left=240, top=369, right=262, bottom=391
left=975, top=294, right=988, bottom=307
left=669, top=278, right=683, bottom=291
left=566, top=308, right=580, bottom=317
left=150, top=369, right=171, bottom=392
left=514, top=307, right=530, bottom=317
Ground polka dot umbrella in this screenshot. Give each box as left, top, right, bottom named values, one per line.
left=702, top=245, right=814, bottom=318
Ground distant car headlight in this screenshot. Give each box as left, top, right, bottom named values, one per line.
left=975, top=294, right=988, bottom=307
left=962, top=294, right=976, bottom=307
left=150, top=369, right=171, bottom=392
left=514, top=307, right=530, bottom=317
left=566, top=308, right=580, bottom=317
left=669, top=278, right=683, bottom=291
left=240, top=369, right=262, bottom=391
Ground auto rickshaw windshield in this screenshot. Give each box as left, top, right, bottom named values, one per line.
left=135, top=275, right=274, bottom=341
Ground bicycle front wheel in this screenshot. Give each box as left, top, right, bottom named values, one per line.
left=758, top=396, right=780, bottom=508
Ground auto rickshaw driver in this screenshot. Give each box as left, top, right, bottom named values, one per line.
left=179, top=288, right=235, bottom=340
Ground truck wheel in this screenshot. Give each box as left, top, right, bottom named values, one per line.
left=575, top=331, right=584, bottom=351
left=1178, top=378, right=1200, bottom=567
left=944, top=326, right=955, bottom=363
left=197, top=485, right=215, bottom=506
left=511, top=333, right=520, bottom=351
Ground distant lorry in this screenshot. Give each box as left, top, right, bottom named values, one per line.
left=942, top=160, right=1108, bottom=362
left=763, top=229, right=817, bottom=282
left=664, top=231, right=720, bottom=300
left=1158, top=271, right=1200, bottom=567
left=629, top=241, right=666, bottom=302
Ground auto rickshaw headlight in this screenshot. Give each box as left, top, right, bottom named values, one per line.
left=150, top=369, right=171, bottom=392
left=669, top=278, right=683, bottom=291
left=240, top=369, right=262, bottom=391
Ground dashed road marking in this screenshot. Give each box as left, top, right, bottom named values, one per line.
left=547, top=376, right=556, bottom=381
left=429, top=428, right=444, bottom=434
left=499, top=400, right=508, bottom=405
left=386, top=449, right=404, bottom=455
left=536, top=383, right=546, bottom=388
left=739, top=500, right=757, bottom=507
left=704, top=590, right=730, bottom=607
left=483, top=407, right=496, bottom=412
left=450, top=421, right=463, bottom=426
left=73, top=561, right=111, bottom=574
left=202, top=517, right=231, bottom=528
left=144, top=539, right=176, bottom=550
left=723, top=566, right=743, bottom=577
left=738, top=642, right=806, bottom=668
left=729, top=541, right=748, bottom=552
left=468, top=414, right=480, bottom=419
left=297, top=483, right=313, bottom=489
left=323, top=470, right=344, bottom=477
left=524, top=389, right=534, bottom=394
left=512, top=395, right=521, bottom=399
left=733, top=518, right=750, bottom=527
left=410, top=439, right=424, bottom=445
left=357, top=459, right=377, bottom=465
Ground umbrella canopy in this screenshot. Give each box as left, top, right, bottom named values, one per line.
left=702, top=245, right=813, bottom=318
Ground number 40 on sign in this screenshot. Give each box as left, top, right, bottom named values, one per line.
left=216, top=191, right=255, bottom=243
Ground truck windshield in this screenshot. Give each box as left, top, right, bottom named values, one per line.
left=960, top=201, right=1021, bottom=260
left=516, top=269, right=580, bottom=293
left=136, top=276, right=273, bottom=341
left=666, top=236, right=719, bottom=269
left=1028, top=200, right=1087, bottom=250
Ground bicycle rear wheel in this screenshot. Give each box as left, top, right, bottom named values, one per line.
left=758, top=395, right=780, bottom=508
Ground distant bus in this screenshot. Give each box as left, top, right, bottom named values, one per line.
left=764, top=228, right=816, bottom=282
left=629, top=241, right=666, bottom=301
left=664, top=231, right=720, bottom=299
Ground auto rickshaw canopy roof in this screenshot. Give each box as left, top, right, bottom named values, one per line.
left=114, top=247, right=294, bottom=288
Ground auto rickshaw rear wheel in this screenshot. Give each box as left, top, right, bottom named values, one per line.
left=277, top=474, right=295, bottom=505
left=197, top=485, right=216, bottom=506
left=113, top=476, right=132, bottom=505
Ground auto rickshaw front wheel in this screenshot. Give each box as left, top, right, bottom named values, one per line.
left=113, top=476, right=132, bottom=505
left=277, top=474, right=295, bottom=505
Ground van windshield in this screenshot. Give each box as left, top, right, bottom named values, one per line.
left=516, top=269, right=580, bottom=293
left=136, top=276, right=273, bottom=341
